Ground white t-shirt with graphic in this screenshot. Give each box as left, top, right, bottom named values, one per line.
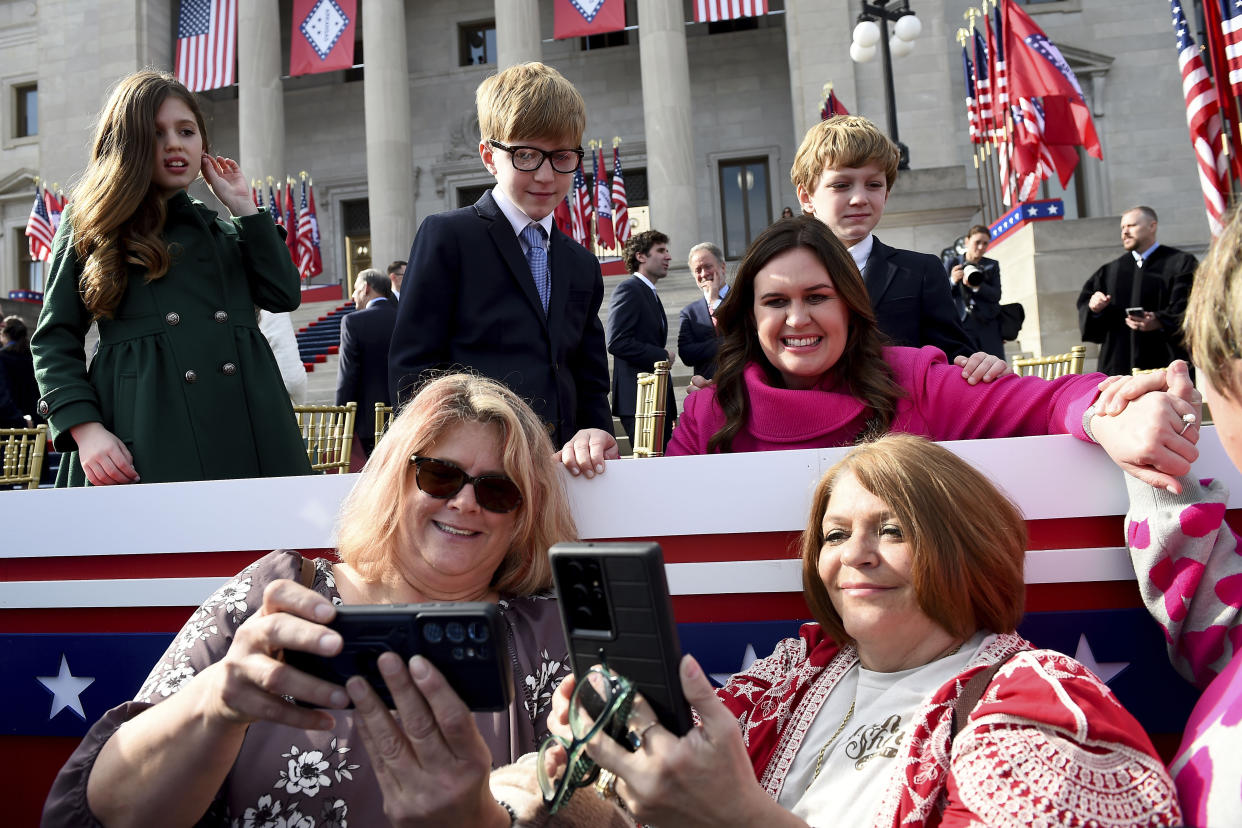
left=779, top=631, right=993, bottom=825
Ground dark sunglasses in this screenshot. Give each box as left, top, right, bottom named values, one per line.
left=409, top=455, right=523, bottom=514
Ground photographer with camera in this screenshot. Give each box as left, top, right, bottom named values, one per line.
left=947, top=225, right=1005, bottom=359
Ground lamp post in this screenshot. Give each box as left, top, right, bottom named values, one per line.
left=850, top=0, right=922, bottom=169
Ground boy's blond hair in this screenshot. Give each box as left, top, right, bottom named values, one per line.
left=1185, top=208, right=1242, bottom=398
left=791, top=115, right=900, bottom=196
left=476, top=62, right=586, bottom=146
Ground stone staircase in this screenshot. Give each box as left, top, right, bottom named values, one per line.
left=290, top=298, right=354, bottom=404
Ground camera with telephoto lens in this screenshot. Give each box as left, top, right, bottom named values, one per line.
left=962, top=263, right=983, bottom=288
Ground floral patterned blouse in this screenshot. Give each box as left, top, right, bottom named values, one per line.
left=43, top=550, right=571, bottom=827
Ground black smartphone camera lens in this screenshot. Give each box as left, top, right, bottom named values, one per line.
left=423, top=622, right=443, bottom=643
left=446, top=621, right=466, bottom=643
left=452, top=645, right=465, bottom=660
left=468, top=621, right=489, bottom=643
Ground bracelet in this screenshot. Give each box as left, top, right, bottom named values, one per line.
left=495, top=798, right=517, bottom=826
left=1082, top=403, right=1100, bottom=444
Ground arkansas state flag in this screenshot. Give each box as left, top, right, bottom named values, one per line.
left=554, top=0, right=625, bottom=39
left=290, top=0, right=357, bottom=76
left=1002, top=0, right=1101, bottom=159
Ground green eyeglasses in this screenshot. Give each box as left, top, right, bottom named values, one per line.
left=536, top=665, right=635, bottom=813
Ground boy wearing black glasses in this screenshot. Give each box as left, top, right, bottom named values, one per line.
left=390, top=62, right=614, bottom=453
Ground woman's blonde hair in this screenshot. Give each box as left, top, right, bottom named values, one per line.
left=335, top=373, right=577, bottom=596
left=1185, top=207, right=1242, bottom=399
left=71, top=70, right=209, bottom=320
left=799, top=434, right=1027, bottom=645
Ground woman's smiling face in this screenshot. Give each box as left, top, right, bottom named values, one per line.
left=752, top=246, right=850, bottom=389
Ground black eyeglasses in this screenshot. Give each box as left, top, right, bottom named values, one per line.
left=410, top=455, right=523, bottom=514
left=488, top=139, right=584, bottom=174
left=536, top=664, right=635, bottom=813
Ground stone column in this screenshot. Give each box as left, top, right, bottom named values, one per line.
left=784, top=0, right=856, bottom=147
left=362, top=0, right=416, bottom=269
left=237, top=2, right=284, bottom=188
left=495, top=0, right=542, bottom=69
left=636, top=0, right=696, bottom=257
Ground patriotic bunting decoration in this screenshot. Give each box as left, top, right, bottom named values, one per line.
left=694, top=0, right=769, bottom=23
left=175, top=0, right=237, bottom=92
left=611, top=143, right=630, bottom=245
left=24, top=183, right=55, bottom=263
left=1169, top=0, right=1228, bottom=236
left=290, top=0, right=356, bottom=77
left=553, top=0, right=626, bottom=40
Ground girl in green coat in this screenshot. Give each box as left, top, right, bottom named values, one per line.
left=32, top=70, right=312, bottom=486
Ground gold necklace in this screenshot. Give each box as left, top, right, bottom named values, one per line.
left=805, top=699, right=856, bottom=791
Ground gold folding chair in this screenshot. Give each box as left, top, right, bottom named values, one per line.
left=632, top=360, right=670, bottom=458
left=1012, top=345, right=1087, bottom=379
left=1132, top=367, right=1164, bottom=375
left=375, top=403, right=394, bottom=448
left=0, top=425, right=48, bottom=490
left=292, top=403, right=356, bottom=473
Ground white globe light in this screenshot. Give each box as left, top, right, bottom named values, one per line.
left=893, top=13, right=922, bottom=42
left=853, top=19, right=881, bottom=48
left=888, top=34, right=914, bottom=58
left=850, top=41, right=878, bottom=63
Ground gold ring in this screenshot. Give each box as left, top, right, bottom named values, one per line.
left=595, top=769, right=618, bottom=799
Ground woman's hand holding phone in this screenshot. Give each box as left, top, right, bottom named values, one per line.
left=198, top=578, right=348, bottom=732
left=346, top=653, right=512, bottom=828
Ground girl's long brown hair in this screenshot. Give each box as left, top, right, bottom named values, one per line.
left=706, top=215, right=903, bottom=454
left=72, top=70, right=209, bottom=320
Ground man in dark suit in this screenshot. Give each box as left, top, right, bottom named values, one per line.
left=1077, top=206, right=1197, bottom=375
left=792, top=116, right=975, bottom=361
left=388, top=62, right=612, bottom=450
left=337, top=269, right=398, bottom=457
left=609, top=230, right=677, bottom=446
left=678, top=241, right=727, bottom=380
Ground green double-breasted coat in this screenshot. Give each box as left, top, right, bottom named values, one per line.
left=32, top=192, right=313, bottom=486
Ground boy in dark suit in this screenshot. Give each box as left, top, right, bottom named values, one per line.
left=389, top=62, right=613, bottom=453
left=337, top=269, right=398, bottom=458
left=791, top=116, right=981, bottom=365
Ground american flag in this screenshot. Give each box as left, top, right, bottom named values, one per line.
left=611, top=145, right=630, bottom=245
left=594, top=147, right=615, bottom=249
left=284, top=180, right=299, bottom=261
left=268, top=181, right=283, bottom=227
left=1219, top=0, right=1242, bottom=95
left=973, top=30, right=993, bottom=139
left=962, top=46, right=981, bottom=144
left=43, top=187, right=64, bottom=234
left=307, top=178, right=324, bottom=275
left=296, top=177, right=322, bottom=279
left=1172, top=0, right=1228, bottom=236
left=175, top=0, right=237, bottom=93
left=571, top=165, right=593, bottom=247
left=821, top=86, right=850, bottom=120
left=24, top=183, right=54, bottom=262
left=694, top=0, right=768, bottom=22
left=0, top=435, right=1228, bottom=824
left=991, top=5, right=1010, bottom=131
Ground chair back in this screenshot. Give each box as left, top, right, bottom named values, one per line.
left=0, top=425, right=48, bottom=490
left=292, top=403, right=356, bottom=473
left=1013, top=345, right=1087, bottom=379
left=375, top=403, right=394, bottom=448
left=632, top=360, right=670, bottom=458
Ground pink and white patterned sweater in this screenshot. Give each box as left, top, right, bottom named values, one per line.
left=1125, top=475, right=1242, bottom=827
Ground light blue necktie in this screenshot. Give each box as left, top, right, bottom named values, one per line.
left=521, top=224, right=550, bottom=314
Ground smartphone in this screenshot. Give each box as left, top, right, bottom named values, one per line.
left=1126, top=306, right=1145, bottom=319
left=549, top=542, right=694, bottom=738
left=285, top=602, right=512, bottom=711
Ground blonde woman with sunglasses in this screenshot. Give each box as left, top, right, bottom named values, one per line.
left=45, top=374, right=591, bottom=827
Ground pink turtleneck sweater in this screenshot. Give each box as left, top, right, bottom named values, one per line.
left=667, top=346, right=1102, bottom=455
